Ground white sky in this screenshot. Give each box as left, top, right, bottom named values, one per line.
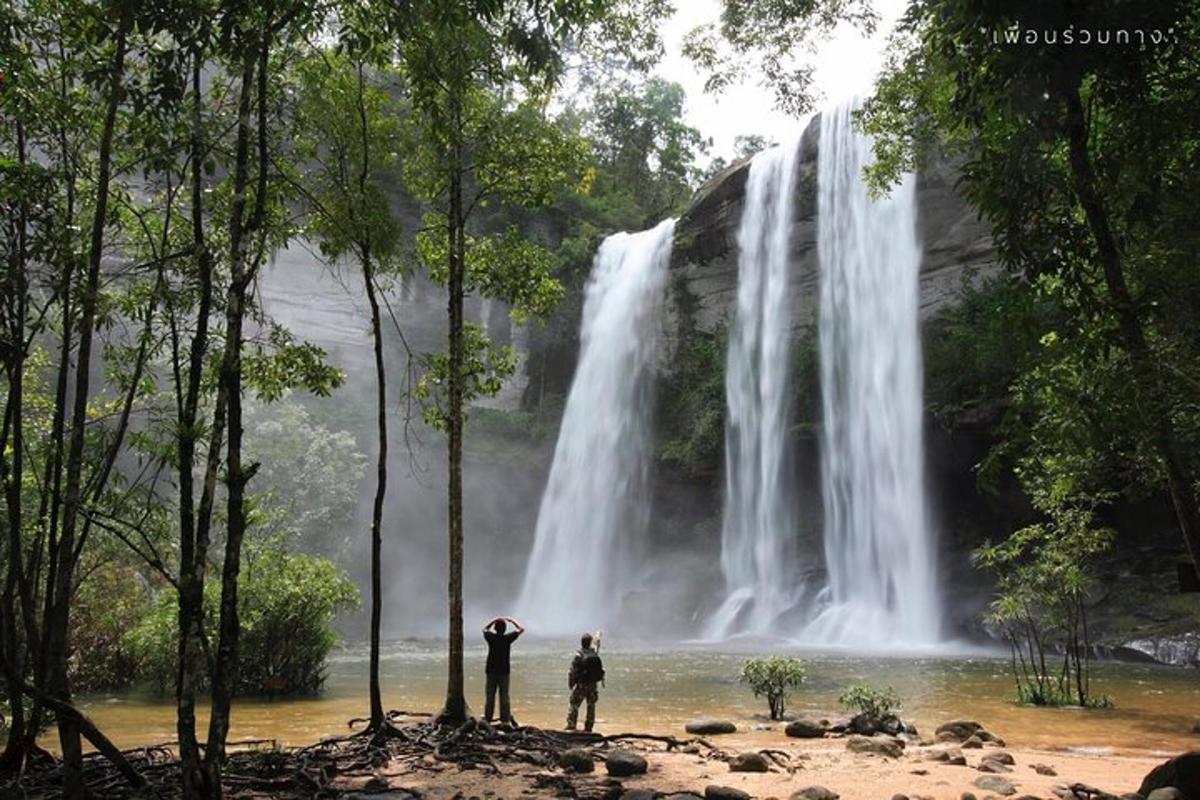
left=656, top=0, right=909, bottom=161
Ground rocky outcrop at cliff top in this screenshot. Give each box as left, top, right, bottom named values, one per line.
left=662, top=112, right=997, bottom=363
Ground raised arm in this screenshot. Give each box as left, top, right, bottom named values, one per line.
left=482, top=616, right=501, bottom=634
left=505, top=616, right=526, bottom=635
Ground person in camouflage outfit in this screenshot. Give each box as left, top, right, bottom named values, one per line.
left=566, top=632, right=604, bottom=732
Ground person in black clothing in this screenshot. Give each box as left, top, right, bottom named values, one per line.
left=482, top=616, right=525, bottom=724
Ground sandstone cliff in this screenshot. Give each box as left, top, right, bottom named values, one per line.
left=662, top=113, right=997, bottom=366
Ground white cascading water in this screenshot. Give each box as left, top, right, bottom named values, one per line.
left=802, top=101, right=941, bottom=646
left=515, top=219, right=676, bottom=635
left=706, top=137, right=803, bottom=639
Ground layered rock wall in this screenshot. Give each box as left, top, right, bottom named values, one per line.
left=662, top=114, right=997, bottom=366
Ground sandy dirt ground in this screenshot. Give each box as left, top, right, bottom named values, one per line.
left=352, top=731, right=1173, bottom=800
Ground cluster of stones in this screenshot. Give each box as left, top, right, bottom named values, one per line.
left=546, top=721, right=1200, bottom=800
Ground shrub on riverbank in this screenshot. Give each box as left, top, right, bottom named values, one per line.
left=126, top=548, right=359, bottom=697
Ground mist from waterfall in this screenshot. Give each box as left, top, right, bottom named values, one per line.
left=803, top=101, right=941, bottom=646
left=706, top=137, right=803, bottom=639
left=515, top=219, right=676, bottom=635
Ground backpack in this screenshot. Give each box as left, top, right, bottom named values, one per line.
left=579, top=651, right=605, bottom=684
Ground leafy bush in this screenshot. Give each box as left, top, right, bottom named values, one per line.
left=129, top=548, right=359, bottom=696
left=68, top=562, right=155, bottom=693
left=738, top=656, right=806, bottom=720
left=838, top=684, right=901, bottom=721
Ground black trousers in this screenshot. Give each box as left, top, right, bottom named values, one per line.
left=484, top=673, right=511, bottom=722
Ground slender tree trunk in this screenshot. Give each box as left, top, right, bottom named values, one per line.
left=175, top=52, right=218, bottom=800
left=350, top=59, right=391, bottom=733
left=50, top=15, right=131, bottom=797
left=0, top=117, right=31, bottom=774
left=204, top=34, right=270, bottom=795
left=440, top=84, right=469, bottom=726
left=364, top=253, right=388, bottom=731
left=1064, top=88, right=1200, bottom=574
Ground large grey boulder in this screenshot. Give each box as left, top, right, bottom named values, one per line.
left=1146, top=789, right=1184, bottom=800
left=785, top=719, right=827, bottom=739
left=846, top=735, right=904, bottom=758
left=605, top=750, right=648, bottom=777
left=974, top=775, right=1017, bottom=796
left=935, top=720, right=984, bottom=742
left=1139, top=752, right=1200, bottom=798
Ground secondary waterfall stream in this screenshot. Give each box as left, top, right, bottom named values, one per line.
left=706, top=137, right=803, bottom=638
left=803, top=101, right=941, bottom=645
left=516, top=219, right=676, bottom=635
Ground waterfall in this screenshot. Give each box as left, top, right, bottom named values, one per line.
left=803, top=101, right=941, bottom=645
left=706, top=137, right=803, bottom=638
left=515, top=219, right=676, bottom=635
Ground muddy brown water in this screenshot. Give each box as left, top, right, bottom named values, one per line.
left=69, top=639, right=1199, bottom=757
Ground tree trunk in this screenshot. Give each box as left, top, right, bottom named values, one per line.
left=364, top=251, right=389, bottom=731
left=352, top=58, right=390, bottom=733
left=0, top=117, right=31, bottom=774
left=177, top=51, right=216, bottom=800
left=440, top=85, right=469, bottom=726
left=204, top=34, right=270, bottom=796
left=1063, top=88, right=1200, bottom=573
left=49, top=14, right=131, bottom=797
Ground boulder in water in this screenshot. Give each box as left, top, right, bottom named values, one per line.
left=1139, top=752, right=1200, bottom=798
left=687, top=719, right=737, bottom=735
left=706, top=786, right=752, bottom=800
left=785, top=719, right=827, bottom=739
left=729, top=751, right=770, bottom=772
left=559, top=748, right=595, bottom=773
left=605, top=750, right=648, bottom=777
left=791, top=787, right=840, bottom=800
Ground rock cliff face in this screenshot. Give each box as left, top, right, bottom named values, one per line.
left=661, top=114, right=997, bottom=365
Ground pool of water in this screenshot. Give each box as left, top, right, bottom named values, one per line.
left=73, top=639, right=1199, bottom=756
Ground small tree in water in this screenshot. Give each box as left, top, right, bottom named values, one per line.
left=839, top=684, right=901, bottom=723
left=974, top=491, right=1114, bottom=708
left=739, top=657, right=806, bottom=720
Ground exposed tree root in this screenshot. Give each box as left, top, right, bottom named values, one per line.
left=2, top=711, right=717, bottom=798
